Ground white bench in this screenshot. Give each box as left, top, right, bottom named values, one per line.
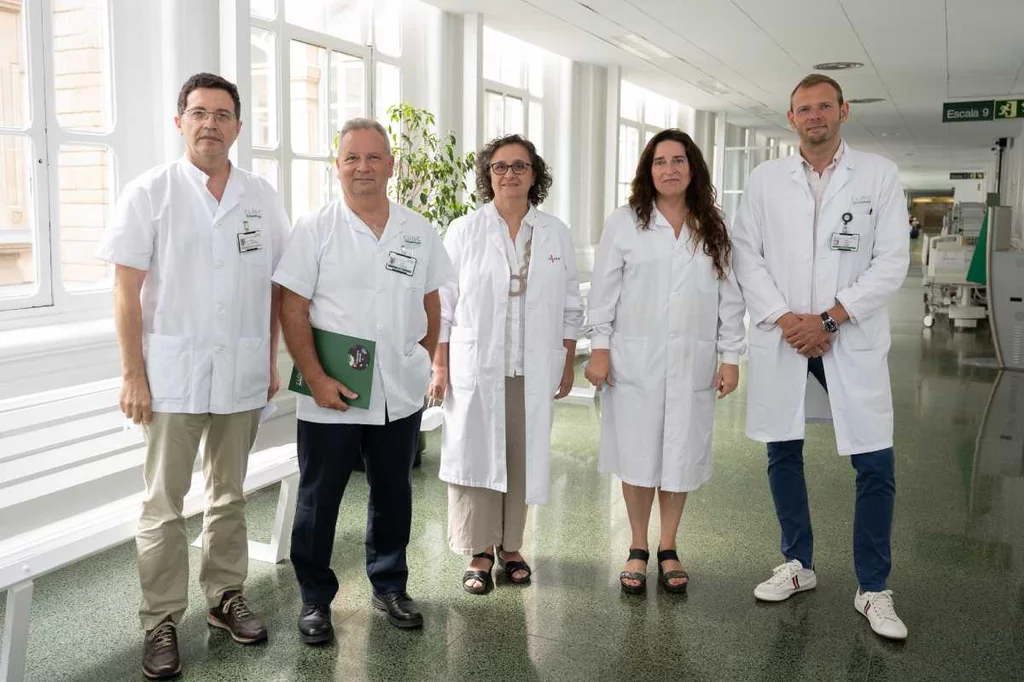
left=0, top=379, right=298, bottom=682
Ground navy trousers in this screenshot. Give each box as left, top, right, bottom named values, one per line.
left=765, top=356, right=896, bottom=592
left=290, top=409, right=422, bottom=606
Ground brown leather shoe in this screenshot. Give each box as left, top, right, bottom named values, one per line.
left=142, top=617, right=181, bottom=680
left=207, top=591, right=268, bottom=644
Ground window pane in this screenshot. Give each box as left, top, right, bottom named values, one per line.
left=500, top=51, right=524, bottom=90
left=330, top=51, right=365, bottom=141
left=252, top=157, right=279, bottom=191
left=724, top=148, right=748, bottom=192
left=722, top=192, right=742, bottom=224
left=59, top=144, right=112, bottom=292
left=374, top=0, right=402, bottom=58
left=0, top=134, right=36, bottom=296
left=251, top=28, right=278, bottom=149
left=0, top=3, right=29, bottom=128
left=503, top=95, right=523, bottom=136
left=286, top=0, right=363, bottom=44
left=290, top=41, right=329, bottom=156
left=482, top=30, right=501, bottom=83
left=528, top=101, right=543, bottom=155
left=528, top=55, right=544, bottom=98
left=375, top=62, right=401, bottom=125
left=251, top=0, right=276, bottom=20
left=617, top=182, right=630, bottom=208
left=645, top=129, right=656, bottom=144
left=619, top=81, right=642, bottom=122
left=618, top=124, right=639, bottom=184
left=52, top=0, right=113, bottom=132
left=644, top=94, right=668, bottom=128
left=484, top=91, right=503, bottom=142
left=291, top=159, right=330, bottom=221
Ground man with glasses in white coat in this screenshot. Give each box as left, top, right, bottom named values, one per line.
left=97, top=73, right=290, bottom=679
left=731, top=73, right=910, bottom=640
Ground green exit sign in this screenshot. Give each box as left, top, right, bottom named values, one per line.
left=944, top=99, right=1024, bottom=122
left=995, top=99, right=1024, bottom=119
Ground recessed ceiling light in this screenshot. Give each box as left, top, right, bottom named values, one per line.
left=848, top=97, right=886, bottom=104
left=813, top=61, right=864, bottom=70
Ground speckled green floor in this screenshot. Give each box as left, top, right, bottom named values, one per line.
left=2, top=270, right=1023, bottom=681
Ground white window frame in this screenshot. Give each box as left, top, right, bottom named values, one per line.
left=0, top=0, right=119, bottom=321
left=246, top=1, right=408, bottom=219
left=481, top=28, right=543, bottom=144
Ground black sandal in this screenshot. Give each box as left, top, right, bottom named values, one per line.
left=462, top=551, right=495, bottom=595
left=497, top=546, right=532, bottom=585
left=620, top=548, right=650, bottom=594
left=656, top=548, right=689, bottom=593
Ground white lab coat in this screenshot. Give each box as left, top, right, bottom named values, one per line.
left=730, top=144, right=910, bottom=455
left=96, top=157, right=290, bottom=414
left=271, top=200, right=454, bottom=425
left=438, top=204, right=583, bottom=505
left=587, top=206, right=746, bottom=492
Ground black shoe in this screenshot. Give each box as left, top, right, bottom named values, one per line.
left=371, top=591, right=424, bottom=629
left=207, top=591, right=268, bottom=644
left=297, top=604, right=334, bottom=645
left=143, top=617, right=181, bottom=680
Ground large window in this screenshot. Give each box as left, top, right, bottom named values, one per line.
left=1, top=0, right=118, bottom=313
left=616, top=80, right=679, bottom=206
left=482, top=27, right=545, bottom=153
left=249, top=0, right=405, bottom=220
left=722, top=126, right=778, bottom=221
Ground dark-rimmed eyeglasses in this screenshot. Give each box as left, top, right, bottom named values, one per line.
left=488, top=161, right=532, bottom=176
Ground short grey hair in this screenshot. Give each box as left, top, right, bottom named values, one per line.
left=339, top=117, right=391, bottom=154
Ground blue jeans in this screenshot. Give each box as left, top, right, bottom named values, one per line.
left=765, top=357, right=896, bottom=592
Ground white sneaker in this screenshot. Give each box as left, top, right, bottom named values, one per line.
left=753, top=559, right=817, bottom=602
left=854, top=589, right=908, bottom=640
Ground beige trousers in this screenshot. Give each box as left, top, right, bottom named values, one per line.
left=448, top=376, right=529, bottom=555
left=137, top=410, right=260, bottom=631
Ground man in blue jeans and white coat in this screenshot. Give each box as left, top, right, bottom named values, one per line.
left=731, top=73, right=910, bottom=640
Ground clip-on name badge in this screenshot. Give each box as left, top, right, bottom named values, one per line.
left=237, top=220, right=263, bottom=253
left=830, top=212, right=860, bottom=252
left=385, top=251, right=417, bottom=276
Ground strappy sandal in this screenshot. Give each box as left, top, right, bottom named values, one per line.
left=497, top=546, right=532, bottom=585
left=620, top=548, right=650, bottom=595
left=656, top=547, right=689, bottom=593
left=462, top=550, right=495, bottom=595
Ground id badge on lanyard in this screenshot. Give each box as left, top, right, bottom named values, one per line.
left=830, top=212, right=860, bottom=252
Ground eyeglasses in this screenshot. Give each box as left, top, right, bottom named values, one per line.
left=183, top=108, right=237, bottom=124
left=488, top=161, right=532, bottom=176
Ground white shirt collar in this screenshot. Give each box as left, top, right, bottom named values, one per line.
left=800, top=139, right=846, bottom=174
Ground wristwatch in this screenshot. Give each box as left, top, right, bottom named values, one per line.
left=820, top=312, right=839, bottom=334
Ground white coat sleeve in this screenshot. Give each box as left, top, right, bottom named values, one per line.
left=95, top=181, right=155, bottom=271
left=560, top=224, right=583, bottom=340
left=717, top=263, right=747, bottom=365
left=584, top=214, right=625, bottom=351
left=730, top=168, right=791, bottom=329
left=834, top=164, right=910, bottom=322
left=271, top=213, right=320, bottom=300
left=438, top=220, right=463, bottom=343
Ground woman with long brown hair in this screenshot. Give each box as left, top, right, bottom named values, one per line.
left=584, top=128, right=745, bottom=595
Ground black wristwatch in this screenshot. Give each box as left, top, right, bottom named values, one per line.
left=820, top=312, right=839, bottom=334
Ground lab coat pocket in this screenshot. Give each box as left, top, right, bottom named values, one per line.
left=448, top=326, right=478, bottom=391
left=609, top=333, right=648, bottom=387
left=144, top=334, right=193, bottom=400
left=550, top=346, right=568, bottom=393
left=693, top=339, right=717, bottom=392
left=235, top=337, right=270, bottom=402
left=403, top=342, right=432, bottom=396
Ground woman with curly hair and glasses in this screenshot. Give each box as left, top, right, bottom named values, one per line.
left=429, top=134, right=582, bottom=594
left=584, top=129, right=746, bottom=595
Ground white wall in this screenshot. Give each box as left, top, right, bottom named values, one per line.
left=1002, top=131, right=1024, bottom=248
left=951, top=175, right=989, bottom=203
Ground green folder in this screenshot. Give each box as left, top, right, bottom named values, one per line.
left=288, top=328, right=375, bottom=410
